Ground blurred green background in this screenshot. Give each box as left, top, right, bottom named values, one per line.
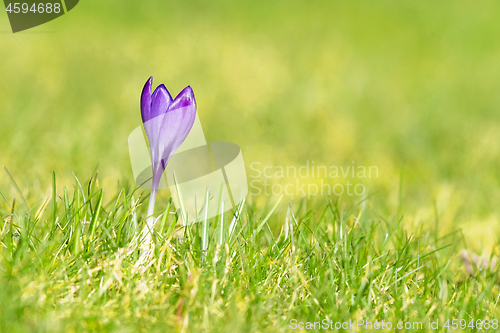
left=1, top=0, right=499, bottom=247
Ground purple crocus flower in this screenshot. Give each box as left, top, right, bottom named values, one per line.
left=140, top=76, right=197, bottom=241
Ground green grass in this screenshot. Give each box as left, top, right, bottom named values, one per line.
left=2, top=0, right=500, bottom=240
left=1, top=172, right=499, bottom=332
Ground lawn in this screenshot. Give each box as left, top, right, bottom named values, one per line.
left=1, top=0, right=500, bottom=332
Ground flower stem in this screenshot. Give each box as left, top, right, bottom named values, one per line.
left=141, top=166, right=161, bottom=250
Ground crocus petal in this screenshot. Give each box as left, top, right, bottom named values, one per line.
left=168, top=85, right=196, bottom=113
left=140, top=76, right=153, bottom=123
left=144, top=84, right=174, bottom=156
left=151, top=84, right=173, bottom=119
left=157, top=86, right=197, bottom=170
